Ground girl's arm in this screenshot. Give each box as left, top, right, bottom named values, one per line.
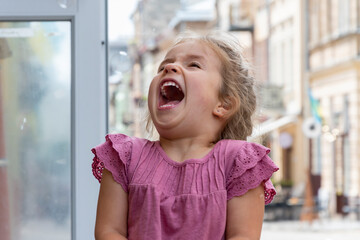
left=95, top=169, right=128, bottom=240
left=226, top=185, right=265, bottom=240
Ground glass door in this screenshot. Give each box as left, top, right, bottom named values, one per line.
left=0, top=21, right=71, bottom=240
left=0, top=1, right=107, bottom=239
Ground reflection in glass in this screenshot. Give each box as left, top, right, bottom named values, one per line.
left=0, top=21, right=71, bottom=240
left=57, top=0, right=75, bottom=9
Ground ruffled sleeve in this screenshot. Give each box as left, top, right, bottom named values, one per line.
left=226, top=142, right=279, bottom=204
left=91, top=134, right=132, bottom=193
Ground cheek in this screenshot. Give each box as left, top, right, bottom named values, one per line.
left=147, top=81, right=158, bottom=110
left=148, top=78, right=158, bottom=98
left=191, top=80, right=219, bottom=103
left=188, top=91, right=217, bottom=112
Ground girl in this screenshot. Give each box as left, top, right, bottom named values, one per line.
left=92, top=31, right=279, bottom=240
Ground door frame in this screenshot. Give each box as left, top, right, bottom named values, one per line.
left=0, top=1, right=108, bottom=239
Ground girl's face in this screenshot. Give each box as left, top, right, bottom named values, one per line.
left=148, top=40, right=224, bottom=139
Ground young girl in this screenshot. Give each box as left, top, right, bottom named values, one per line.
left=92, top=31, right=279, bottom=240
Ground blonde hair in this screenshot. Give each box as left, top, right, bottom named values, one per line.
left=147, top=31, right=257, bottom=141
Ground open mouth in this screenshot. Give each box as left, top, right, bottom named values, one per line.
left=159, top=80, right=184, bottom=109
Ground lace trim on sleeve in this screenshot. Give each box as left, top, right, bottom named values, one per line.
left=91, top=134, right=132, bottom=192
left=92, top=152, right=105, bottom=183
left=226, top=142, right=279, bottom=204
left=264, top=179, right=277, bottom=204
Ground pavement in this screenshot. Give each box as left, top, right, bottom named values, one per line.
left=261, top=218, right=360, bottom=240
left=17, top=216, right=360, bottom=240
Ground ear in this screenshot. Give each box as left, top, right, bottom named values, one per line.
left=213, top=101, right=231, bottom=119
left=213, top=104, right=228, bottom=119
left=213, top=96, right=237, bottom=119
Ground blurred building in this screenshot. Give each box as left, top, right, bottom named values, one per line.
left=223, top=0, right=308, bottom=220
left=232, top=0, right=360, bottom=219
left=108, top=41, right=134, bottom=135
left=307, top=0, right=360, bottom=217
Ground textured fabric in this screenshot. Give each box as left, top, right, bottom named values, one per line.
left=92, top=134, right=279, bottom=240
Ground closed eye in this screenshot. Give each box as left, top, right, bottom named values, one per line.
left=158, top=66, right=164, bottom=73
left=189, top=62, right=201, bottom=68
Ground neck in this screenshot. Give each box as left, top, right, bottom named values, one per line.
left=159, top=135, right=217, bottom=163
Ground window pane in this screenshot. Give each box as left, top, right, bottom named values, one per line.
left=0, top=21, right=71, bottom=240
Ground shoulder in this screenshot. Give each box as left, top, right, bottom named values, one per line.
left=105, top=133, right=144, bottom=144
left=235, top=140, right=270, bottom=160
left=91, top=133, right=152, bottom=180
left=223, top=140, right=279, bottom=203
left=223, top=139, right=269, bottom=153
left=104, top=133, right=150, bottom=150
left=220, top=140, right=270, bottom=171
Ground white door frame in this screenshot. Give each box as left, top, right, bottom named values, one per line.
left=0, top=1, right=107, bottom=239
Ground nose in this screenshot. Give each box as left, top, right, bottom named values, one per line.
left=164, top=63, right=180, bottom=74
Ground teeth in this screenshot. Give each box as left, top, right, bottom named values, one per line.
left=160, top=81, right=182, bottom=96
left=161, top=86, right=166, bottom=96
left=161, top=81, right=180, bottom=89
left=165, top=81, right=178, bottom=87
left=160, top=104, right=173, bottom=108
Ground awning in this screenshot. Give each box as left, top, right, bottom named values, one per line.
left=249, top=115, right=298, bottom=140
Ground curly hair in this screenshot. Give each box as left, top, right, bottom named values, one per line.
left=174, top=31, right=257, bottom=140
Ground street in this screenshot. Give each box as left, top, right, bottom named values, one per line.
left=262, top=218, right=360, bottom=240
left=18, top=217, right=360, bottom=240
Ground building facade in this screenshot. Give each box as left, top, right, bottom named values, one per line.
left=307, top=0, right=360, bottom=216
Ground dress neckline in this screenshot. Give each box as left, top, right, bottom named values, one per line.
left=154, top=140, right=222, bottom=166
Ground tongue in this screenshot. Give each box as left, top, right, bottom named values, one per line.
left=159, top=99, right=181, bottom=109
left=166, top=100, right=180, bottom=105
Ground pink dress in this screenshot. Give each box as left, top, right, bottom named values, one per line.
left=92, top=134, right=279, bottom=240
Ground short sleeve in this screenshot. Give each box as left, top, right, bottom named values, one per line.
left=226, top=142, right=279, bottom=204
left=91, top=134, right=132, bottom=193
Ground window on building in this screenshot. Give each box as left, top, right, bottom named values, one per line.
left=309, top=0, right=320, bottom=45
left=338, top=0, right=350, bottom=34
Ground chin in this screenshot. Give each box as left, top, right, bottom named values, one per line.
left=154, top=124, right=182, bottom=139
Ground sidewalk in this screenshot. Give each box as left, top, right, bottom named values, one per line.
left=262, top=218, right=360, bottom=240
